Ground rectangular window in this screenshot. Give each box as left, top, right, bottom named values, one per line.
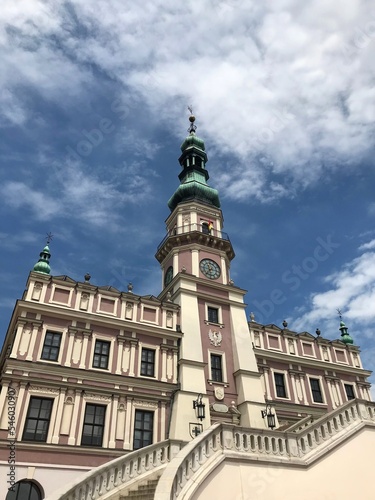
left=133, top=410, right=154, bottom=450
left=274, top=373, right=287, bottom=398
left=310, top=378, right=324, bottom=403
left=207, top=306, right=219, bottom=324
left=81, top=404, right=106, bottom=446
left=93, top=340, right=110, bottom=369
left=41, top=332, right=62, bottom=361
left=345, top=384, right=355, bottom=400
left=141, top=348, right=155, bottom=377
left=22, top=397, right=53, bottom=442
left=210, top=354, right=223, bottom=382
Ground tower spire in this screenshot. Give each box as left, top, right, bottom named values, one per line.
left=337, top=309, right=354, bottom=345
left=33, top=234, right=52, bottom=275
left=167, top=109, right=220, bottom=211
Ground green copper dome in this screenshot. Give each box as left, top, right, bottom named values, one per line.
left=168, top=115, right=221, bottom=211
left=33, top=244, right=51, bottom=275
left=339, top=320, right=353, bottom=345
left=181, top=132, right=205, bottom=153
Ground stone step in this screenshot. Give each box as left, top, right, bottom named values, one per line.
left=120, top=473, right=161, bottom=500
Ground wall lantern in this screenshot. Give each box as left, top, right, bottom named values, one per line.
left=261, top=403, right=276, bottom=430
left=193, top=393, right=206, bottom=421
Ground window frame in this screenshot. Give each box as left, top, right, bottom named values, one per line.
left=92, top=339, right=110, bottom=370
left=207, top=306, right=219, bottom=324
left=140, top=348, right=156, bottom=377
left=344, top=383, right=355, bottom=400
left=205, top=303, right=222, bottom=325
left=41, top=331, right=62, bottom=362
left=274, top=372, right=287, bottom=398
left=22, top=397, right=53, bottom=442
left=210, top=353, right=223, bottom=382
left=81, top=403, right=106, bottom=447
left=310, top=378, right=324, bottom=404
left=133, top=409, right=154, bottom=450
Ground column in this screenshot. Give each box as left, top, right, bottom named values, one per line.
left=191, top=249, right=199, bottom=276
left=64, top=328, right=76, bottom=367
left=10, top=320, right=27, bottom=358
left=116, top=338, right=124, bottom=375
left=173, top=252, right=179, bottom=276
left=79, top=332, right=91, bottom=369
left=172, top=348, right=178, bottom=383
left=52, top=389, right=66, bottom=444
left=161, top=346, right=168, bottom=382
left=68, top=391, right=80, bottom=445
left=221, top=256, right=227, bottom=284
left=160, top=402, right=166, bottom=441
left=15, top=383, right=27, bottom=439
left=123, top=398, right=132, bottom=449
left=109, top=396, right=118, bottom=448
left=26, top=322, right=41, bottom=361
left=129, top=340, right=137, bottom=377
left=0, top=382, right=10, bottom=429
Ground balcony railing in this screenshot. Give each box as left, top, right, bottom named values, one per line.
left=157, top=224, right=231, bottom=250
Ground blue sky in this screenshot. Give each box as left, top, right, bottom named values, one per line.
left=1, top=1, right=375, bottom=392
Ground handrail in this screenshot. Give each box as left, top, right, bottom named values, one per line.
left=157, top=224, right=230, bottom=250
left=155, top=399, right=375, bottom=500
left=46, top=439, right=185, bottom=500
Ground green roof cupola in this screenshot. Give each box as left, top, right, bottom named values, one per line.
left=168, top=111, right=220, bottom=211
left=33, top=236, right=52, bottom=275
left=337, top=310, right=354, bottom=345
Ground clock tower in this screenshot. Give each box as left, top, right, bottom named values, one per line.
left=156, top=113, right=268, bottom=440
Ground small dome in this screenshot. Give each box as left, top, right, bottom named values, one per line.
left=181, top=133, right=205, bottom=153
left=33, top=244, right=51, bottom=275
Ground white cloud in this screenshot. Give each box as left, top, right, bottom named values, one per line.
left=293, top=240, right=375, bottom=341
left=1, top=0, right=375, bottom=201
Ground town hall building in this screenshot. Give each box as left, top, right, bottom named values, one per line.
left=0, top=114, right=374, bottom=500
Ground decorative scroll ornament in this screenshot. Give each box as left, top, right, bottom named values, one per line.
left=209, top=329, right=222, bottom=347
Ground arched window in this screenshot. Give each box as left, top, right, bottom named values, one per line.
left=6, top=480, right=43, bottom=500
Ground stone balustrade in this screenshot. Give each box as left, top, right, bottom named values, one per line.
left=156, top=399, right=375, bottom=500
left=47, top=400, right=375, bottom=500
left=46, top=440, right=185, bottom=500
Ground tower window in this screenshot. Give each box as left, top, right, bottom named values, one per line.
left=210, top=354, right=223, bottom=382
left=202, top=222, right=210, bottom=234
left=140, top=348, right=155, bottom=377
left=344, top=384, right=355, bottom=400
left=310, top=378, right=324, bottom=403
left=22, top=397, right=53, bottom=442
left=41, top=332, right=62, bottom=361
left=207, top=307, right=219, bottom=324
left=81, top=404, right=106, bottom=447
left=274, top=373, right=287, bottom=398
left=133, top=410, right=154, bottom=450
left=93, top=340, right=110, bottom=369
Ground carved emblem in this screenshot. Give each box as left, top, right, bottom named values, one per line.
left=214, top=386, right=225, bottom=401
left=209, top=329, right=222, bottom=347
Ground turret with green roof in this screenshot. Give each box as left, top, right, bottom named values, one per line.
left=168, top=113, right=220, bottom=211
left=33, top=243, right=51, bottom=275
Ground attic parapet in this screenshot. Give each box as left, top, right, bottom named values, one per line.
left=249, top=322, right=365, bottom=371
left=24, top=273, right=180, bottom=330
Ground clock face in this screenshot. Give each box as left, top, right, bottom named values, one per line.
left=200, top=259, right=221, bottom=280
left=164, top=266, right=173, bottom=286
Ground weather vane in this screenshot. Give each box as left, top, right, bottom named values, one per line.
left=337, top=308, right=342, bottom=320
left=46, top=232, right=54, bottom=244
left=187, top=105, right=196, bottom=133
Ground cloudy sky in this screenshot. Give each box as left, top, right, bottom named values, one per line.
left=1, top=0, right=375, bottom=392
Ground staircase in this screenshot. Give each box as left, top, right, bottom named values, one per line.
left=46, top=399, right=375, bottom=500
left=120, top=471, right=162, bottom=500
